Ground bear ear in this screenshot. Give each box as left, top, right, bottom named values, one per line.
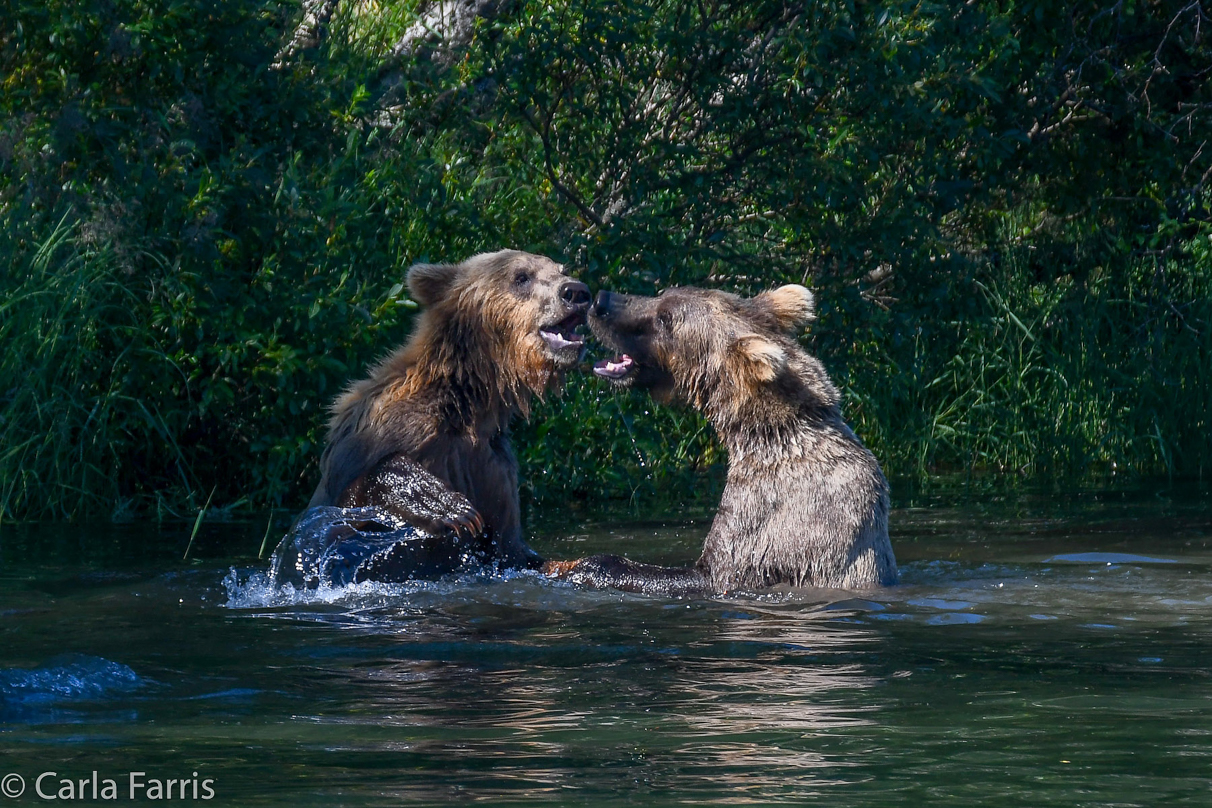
left=732, top=334, right=788, bottom=383
left=754, top=284, right=816, bottom=333
left=406, top=262, right=461, bottom=307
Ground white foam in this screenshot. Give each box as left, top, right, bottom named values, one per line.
left=224, top=568, right=434, bottom=609
left=220, top=566, right=563, bottom=610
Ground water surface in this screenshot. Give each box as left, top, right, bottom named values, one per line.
left=2, top=483, right=1210, bottom=805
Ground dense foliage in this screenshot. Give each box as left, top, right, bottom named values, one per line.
left=2, top=0, right=1209, bottom=521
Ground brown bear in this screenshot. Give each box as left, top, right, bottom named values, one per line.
left=545, top=285, right=897, bottom=594
left=275, top=250, right=590, bottom=584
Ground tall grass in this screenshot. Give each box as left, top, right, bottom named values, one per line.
left=0, top=217, right=196, bottom=522
left=4, top=213, right=1206, bottom=522
left=842, top=226, right=1212, bottom=482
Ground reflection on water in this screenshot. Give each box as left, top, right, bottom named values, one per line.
left=677, top=610, right=876, bottom=733
left=1, top=483, right=1210, bottom=805
left=667, top=612, right=878, bottom=796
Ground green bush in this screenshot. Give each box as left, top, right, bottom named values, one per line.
left=1, top=0, right=1209, bottom=521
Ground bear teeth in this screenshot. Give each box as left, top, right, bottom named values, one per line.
left=540, top=330, right=584, bottom=350
left=593, top=354, right=635, bottom=379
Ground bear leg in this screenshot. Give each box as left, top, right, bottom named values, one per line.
left=337, top=453, right=488, bottom=543
left=545, top=554, right=711, bottom=597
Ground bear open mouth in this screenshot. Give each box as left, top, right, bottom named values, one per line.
left=593, top=354, right=636, bottom=380
left=539, top=312, right=586, bottom=351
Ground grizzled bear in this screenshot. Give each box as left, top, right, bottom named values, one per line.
left=545, top=285, right=897, bottom=594
left=273, top=250, right=590, bottom=585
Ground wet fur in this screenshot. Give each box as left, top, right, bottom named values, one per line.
left=561, top=285, right=897, bottom=593
left=308, top=250, right=588, bottom=569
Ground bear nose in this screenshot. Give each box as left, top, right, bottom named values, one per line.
left=591, top=290, right=612, bottom=317
left=560, top=280, right=591, bottom=308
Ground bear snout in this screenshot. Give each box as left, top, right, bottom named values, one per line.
left=560, top=280, right=591, bottom=310
left=591, top=290, right=614, bottom=318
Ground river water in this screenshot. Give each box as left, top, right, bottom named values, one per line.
left=2, top=482, right=1210, bottom=805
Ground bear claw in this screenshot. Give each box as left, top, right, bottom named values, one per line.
left=440, top=510, right=485, bottom=540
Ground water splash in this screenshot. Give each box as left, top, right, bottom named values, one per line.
left=1, top=654, right=144, bottom=721
left=0, top=655, right=142, bottom=708
left=266, top=506, right=492, bottom=589
left=224, top=567, right=449, bottom=609
left=221, top=563, right=572, bottom=611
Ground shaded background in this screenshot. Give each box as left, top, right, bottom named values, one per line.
left=2, top=0, right=1210, bottom=521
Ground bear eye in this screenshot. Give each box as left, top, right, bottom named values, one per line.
left=513, top=271, right=532, bottom=287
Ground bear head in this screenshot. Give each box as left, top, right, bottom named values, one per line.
left=587, top=284, right=823, bottom=414
left=404, top=250, right=592, bottom=391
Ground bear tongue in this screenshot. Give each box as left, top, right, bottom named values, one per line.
left=540, top=329, right=584, bottom=350
left=593, top=354, right=635, bottom=379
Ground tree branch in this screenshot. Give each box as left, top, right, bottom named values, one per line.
left=273, top=0, right=341, bottom=71
left=518, top=105, right=606, bottom=229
